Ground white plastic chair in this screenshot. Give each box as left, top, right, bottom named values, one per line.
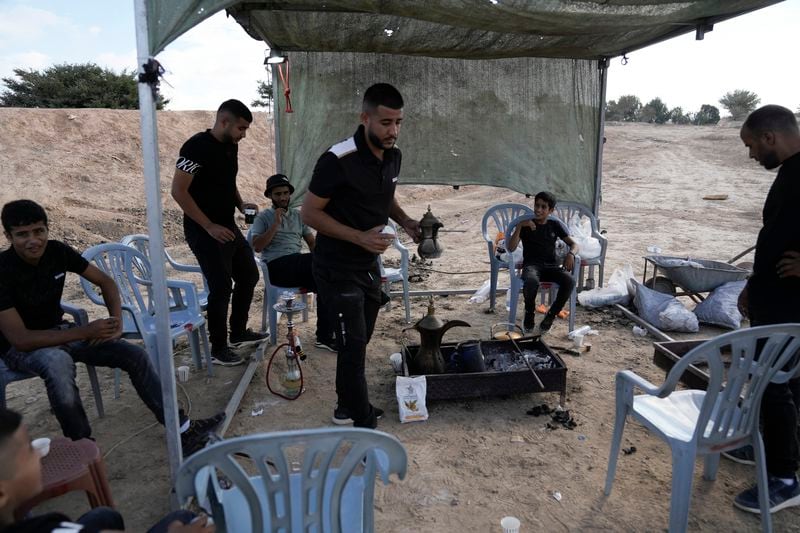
left=175, top=427, right=408, bottom=533
left=120, top=234, right=209, bottom=310
left=379, top=221, right=411, bottom=323
left=553, top=202, right=608, bottom=290
left=245, top=230, right=309, bottom=345
left=504, top=213, right=580, bottom=333
left=481, top=203, right=534, bottom=313
left=0, top=302, right=105, bottom=417
left=81, top=244, right=213, bottom=389
left=604, top=324, right=800, bottom=533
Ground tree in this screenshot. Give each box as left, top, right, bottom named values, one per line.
left=669, top=107, right=692, bottom=125
left=718, top=89, right=760, bottom=120
left=0, top=63, right=168, bottom=109
left=693, top=104, right=720, bottom=125
left=640, top=97, right=670, bottom=124
left=251, top=80, right=273, bottom=109
left=606, top=95, right=641, bottom=122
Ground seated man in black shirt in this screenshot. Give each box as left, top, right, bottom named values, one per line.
left=506, top=191, right=578, bottom=333
left=0, top=407, right=213, bottom=533
left=0, top=200, right=222, bottom=456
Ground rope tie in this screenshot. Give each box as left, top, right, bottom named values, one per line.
left=278, top=60, right=293, bottom=113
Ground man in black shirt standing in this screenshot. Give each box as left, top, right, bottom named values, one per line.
left=732, top=105, right=800, bottom=514
left=302, top=83, right=420, bottom=428
left=0, top=200, right=222, bottom=456
left=172, top=99, right=266, bottom=366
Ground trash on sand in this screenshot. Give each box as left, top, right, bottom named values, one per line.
left=250, top=408, right=264, bottom=417
left=632, top=326, right=648, bottom=337
left=510, top=435, right=525, bottom=443
left=623, top=446, right=637, bottom=455
left=552, top=491, right=562, bottom=502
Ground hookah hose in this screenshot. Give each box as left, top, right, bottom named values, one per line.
left=265, top=343, right=304, bottom=400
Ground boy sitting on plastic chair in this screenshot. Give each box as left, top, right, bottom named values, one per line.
left=506, top=191, right=578, bottom=333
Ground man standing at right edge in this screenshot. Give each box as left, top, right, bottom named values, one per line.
left=302, top=83, right=420, bottom=428
left=733, top=104, right=800, bottom=514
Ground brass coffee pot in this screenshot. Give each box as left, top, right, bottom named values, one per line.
left=417, top=205, right=444, bottom=259
left=404, top=297, right=469, bottom=374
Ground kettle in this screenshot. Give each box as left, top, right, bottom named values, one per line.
left=417, top=206, right=444, bottom=259
left=404, top=296, right=469, bottom=374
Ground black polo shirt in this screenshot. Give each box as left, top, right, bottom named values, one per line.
left=520, top=219, right=568, bottom=268
left=0, top=240, right=88, bottom=354
left=176, top=130, right=239, bottom=231
left=748, top=151, right=800, bottom=323
left=309, top=125, right=401, bottom=271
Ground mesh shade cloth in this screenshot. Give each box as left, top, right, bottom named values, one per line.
left=277, top=52, right=600, bottom=205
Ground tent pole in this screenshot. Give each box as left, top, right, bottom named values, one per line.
left=592, top=58, right=609, bottom=219
left=133, top=0, right=183, bottom=503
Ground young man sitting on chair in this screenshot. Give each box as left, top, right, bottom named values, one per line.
left=0, top=200, right=223, bottom=456
left=250, top=174, right=335, bottom=351
left=506, top=191, right=578, bottom=333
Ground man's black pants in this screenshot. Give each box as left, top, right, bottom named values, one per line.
left=185, top=225, right=259, bottom=351
left=267, top=253, right=332, bottom=342
left=313, top=263, right=382, bottom=428
left=521, top=264, right=575, bottom=318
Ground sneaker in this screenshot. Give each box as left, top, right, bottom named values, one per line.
left=211, top=347, right=244, bottom=367
left=314, top=338, right=337, bottom=353
left=189, top=412, right=226, bottom=434
left=331, top=406, right=384, bottom=425
left=539, top=313, right=555, bottom=333
left=734, top=476, right=800, bottom=514
left=523, top=311, right=535, bottom=332
left=723, top=445, right=756, bottom=466
left=229, top=329, right=269, bottom=347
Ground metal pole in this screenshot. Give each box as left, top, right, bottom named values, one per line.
left=592, top=58, right=609, bottom=219
left=272, top=63, right=283, bottom=173
left=133, top=0, right=183, bottom=496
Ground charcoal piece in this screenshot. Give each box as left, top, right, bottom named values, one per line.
left=622, top=446, right=637, bottom=455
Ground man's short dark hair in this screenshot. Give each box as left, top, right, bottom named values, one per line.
left=218, top=99, right=253, bottom=123
left=743, top=105, right=800, bottom=136
left=2, top=200, right=48, bottom=234
left=363, top=83, right=404, bottom=113
left=535, top=191, right=557, bottom=209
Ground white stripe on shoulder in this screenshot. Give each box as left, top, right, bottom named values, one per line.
left=328, top=137, right=357, bottom=158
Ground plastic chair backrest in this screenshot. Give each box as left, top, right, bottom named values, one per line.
left=664, top=324, right=800, bottom=449
left=176, top=427, right=408, bottom=533
left=81, top=243, right=151, bottom=325
left=553, top=202, right=599, bottom=234
left=481, top=203, right=534, bottom=244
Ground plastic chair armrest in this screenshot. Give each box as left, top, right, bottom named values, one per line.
left=616, top=370, right=661, bottom=396
left=60, top=302, right=88, bottom=326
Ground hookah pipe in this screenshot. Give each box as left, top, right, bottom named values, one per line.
left=265, top=292, right=306, bottom=400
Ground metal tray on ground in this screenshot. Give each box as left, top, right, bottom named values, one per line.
left=402, top=336, right=567, bottom=404
left=652, top=339, right=733, bottom=390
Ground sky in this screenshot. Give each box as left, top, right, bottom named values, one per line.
left=0, top=0, right=798, bottom=114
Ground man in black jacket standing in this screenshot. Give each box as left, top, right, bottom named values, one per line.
left=302, top=84, right=420, bottom=428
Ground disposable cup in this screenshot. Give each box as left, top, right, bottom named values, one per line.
left=32, top=437, right=51, bottom=458
left=389, top=352, right=403, bottom=373
left=500, top=516, right=520, bottom=533
left=244, top=207, right=257, bottom=224
left=176, top=365, right=190, bottom=382
left=573, top=334, right=584, bottom=348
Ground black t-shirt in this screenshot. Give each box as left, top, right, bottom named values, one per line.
left=176, top=130, right=239, bottom=230
left=519, top=219, right=568, bottom=267
left=748, top=151, right=800, bottom=322
left=0, top=240, right=88, bottom=354
left=308, top=125, right=401, bottom=270
left=1, top=512, right=94, bottom=533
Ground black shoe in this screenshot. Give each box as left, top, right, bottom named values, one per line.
left=211, top=347, right=244, bottom=367
left=539, top=313, right=555, bottom=333
left=315, top=338, right=338, bottom=353
left=722, top=444, right=756, bottom=466
left=331, top=406, right=384, bottom=425
left=734, top=476, right=800, bottom=514
left=229, top=329, right=269, bottom=347
left=189, top=412, right=226, bottom=434
left=523, top=311, right=535, bottom=332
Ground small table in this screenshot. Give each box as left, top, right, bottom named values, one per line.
left=15, top=437, right=114, bottom=519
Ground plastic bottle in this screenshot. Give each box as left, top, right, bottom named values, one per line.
left=567, top=325, right=591, bottom=339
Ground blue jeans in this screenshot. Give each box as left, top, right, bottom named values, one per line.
left=2, top=338, right=164, bottom=439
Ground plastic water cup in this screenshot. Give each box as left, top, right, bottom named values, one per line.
left=244, top=207, right=257, bottom=224
left=572, top=334, right=584, bottom=348
left=389, top=352, right=403, bottom=373
left=500, top=516, right=521, bottom=533
left=32, top=437, right=51, bottom=458
left=176, top=365, right=190, bottom=382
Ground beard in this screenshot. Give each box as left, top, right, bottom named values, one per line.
left=367, top=128, right=395, bottom=150
left=760, top=151, right=781, bottom=170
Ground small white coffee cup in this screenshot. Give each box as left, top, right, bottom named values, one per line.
left=501, top=516, right=521, bottom=533
left=389, top=352, right=403, bottom=373
left=176, top=365, right=190, bottom=382
left=32, top=437, right=51, bottom=458
left=573, top=334, right=585, bottom=348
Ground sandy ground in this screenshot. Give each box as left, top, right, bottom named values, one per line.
left=1, top=108, right=797, bottom=532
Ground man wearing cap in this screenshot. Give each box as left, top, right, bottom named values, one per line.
left=250, top=174, right=335, bottom=351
